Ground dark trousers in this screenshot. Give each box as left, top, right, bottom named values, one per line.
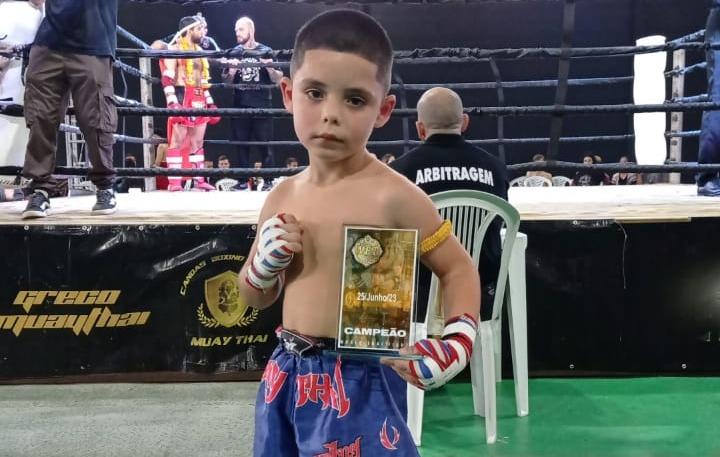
left=22, top=45, right=117, bottom=193
left=699, top=6, right=720, bottom=186
left=230, top=114, right=274, bottom=168
left=698, top=111, right=720, bottom=185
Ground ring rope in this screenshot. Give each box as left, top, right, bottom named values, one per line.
left=6, top=100, right=720, bottom=118
left=2, top=162, right=719, bottom=181
left=109, top=41, right=720, bottom=62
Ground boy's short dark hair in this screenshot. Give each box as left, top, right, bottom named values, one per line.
left=290, top=9, right=393, bottom=92
left=218, top=155, right=229, bottom=162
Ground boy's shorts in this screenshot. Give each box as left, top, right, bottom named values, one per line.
left=254, top=329, right=420, bottom=456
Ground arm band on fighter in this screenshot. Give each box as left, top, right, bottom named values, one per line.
left=245, top=214, right=294, bottom=292
left=420, top=220, right=452, bottom=255
left=161, top=69, right=175, bottom=88
left=163, top=86, right=179, bottom=106
left=203, top=89, right=214, bottom=106
left=161, top=69, right=179, bottom=106
left=409, top=313, right=478, bottom=390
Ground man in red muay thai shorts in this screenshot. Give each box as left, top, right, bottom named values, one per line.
left=155, top=14, right=220, bottom=191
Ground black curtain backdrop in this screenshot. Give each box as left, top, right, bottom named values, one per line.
left=107, top=0, right=713, bottom=179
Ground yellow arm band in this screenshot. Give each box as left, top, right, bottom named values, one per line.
left=419, top=220, right=452, bottom=255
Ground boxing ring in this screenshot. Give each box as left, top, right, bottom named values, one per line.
left=3, top=2, right=720, bottom=456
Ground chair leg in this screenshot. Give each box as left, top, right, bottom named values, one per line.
left=494, top=316, right=502, bottom=383
left=406, top=384, right=424, bottom=446
left=470, top=335, right=486, bottom=417
left=407, top=321, right=427, bottom=446
left=481, top=323, right=497, bottom=444
left=508, top=240, right=529, bottom=417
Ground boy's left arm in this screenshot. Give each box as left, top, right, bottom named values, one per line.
left=382, top=184, right=480, bottom=390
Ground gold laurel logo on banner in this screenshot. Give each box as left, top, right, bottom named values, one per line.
left=197, top=270, right=258, bottom=328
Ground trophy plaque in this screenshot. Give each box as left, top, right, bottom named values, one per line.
left=335, top=226, right=420, bottom=359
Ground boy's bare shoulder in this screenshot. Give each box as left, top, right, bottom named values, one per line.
left=374, top=160, right=430, bottom=201
left=260, top=170, right=305, bottom=213
left=367, top=160, right=438, bottom=228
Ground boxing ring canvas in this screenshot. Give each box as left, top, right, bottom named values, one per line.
left=0, top=185, right=719, bottom=381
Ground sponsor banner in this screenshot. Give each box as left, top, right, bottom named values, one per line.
left=522, top=218, right=720, bottom=374
left=0, top=224, right=281, bottom=379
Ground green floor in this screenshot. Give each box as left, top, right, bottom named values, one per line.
left=0, top=378, right=718, bottom=456
left=422, top=377, right=720, bottom=457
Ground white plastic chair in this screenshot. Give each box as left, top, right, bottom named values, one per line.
left=524, top=175, right=552, bottom=187
left=509, top=176, right=526, bottom=187
left=215, top=178, right=239, bottom=191
left=551, top=176, right=572, bottom=187
left=406, top=189, right=527, bottom=445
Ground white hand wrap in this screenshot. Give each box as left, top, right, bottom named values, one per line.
left=245, top=214, right=294, bottom=292
left=409, top=313, right=477, bottom=390
left=203, top=90, right=214, bottom=106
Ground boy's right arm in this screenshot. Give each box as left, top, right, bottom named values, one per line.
left=238, top=193, right=302, bottom=309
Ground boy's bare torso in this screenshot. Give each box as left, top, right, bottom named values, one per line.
left=270, top=158, right=405, bottom=338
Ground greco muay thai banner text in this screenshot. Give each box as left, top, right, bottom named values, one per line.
left=0, top=224, right=281, bottom=380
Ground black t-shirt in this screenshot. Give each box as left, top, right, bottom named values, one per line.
left=390, top=134, right=509, bottom=320
left=573, top=169, right=605, bottom=186
left=34, top=0, right=118, bottom=57
left=229, top=43, right=274, bottom=108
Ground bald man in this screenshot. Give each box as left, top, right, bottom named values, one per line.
left=391, top=87, right=508, bottom=322
left=221, top=16, right=283, bottom=169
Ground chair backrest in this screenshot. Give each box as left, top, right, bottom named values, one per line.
left=551, top=176, right=572, bottom=187
left=428, top=190, right=521, bottom=323
left=216, top=178, right=239, bottom=191
left=524, top=175, right=552, bottom=187
left=509, top=176, right=526, bottom=187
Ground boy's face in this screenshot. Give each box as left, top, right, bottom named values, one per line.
left=281, top=49, right=395, bottom=162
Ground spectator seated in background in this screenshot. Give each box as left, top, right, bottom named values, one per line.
left=247, top=160, right=273, bottom=191
left=525, top=153, right=553, bottom=180
left=593, top=154, right=611, bottom=185
left=573, top=154, right=607, bottom=186
left=611, top=155, right=642, bottom=185
left=381, top=153, right=396, bottom=164
left=214, top=154, right=247, bottom=190
left=114, top=155, right=146, bottom=193
left=285, top=156, right=299, bottom=169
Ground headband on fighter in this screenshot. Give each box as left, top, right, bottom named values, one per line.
left=168, top=14, right=207, bottom=47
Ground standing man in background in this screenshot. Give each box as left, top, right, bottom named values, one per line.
left=697, top=1, right=720, bottom=196
left=222, top=16, right=282, bottom=168
left=158, top=14, right=219, bottom=192
left=391, top=87, right=508, bottom=324
left=21, top=0, right=119, bottom=218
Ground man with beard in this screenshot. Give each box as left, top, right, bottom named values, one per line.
left=159, top=14, right=219, bottom=191
left=221, top=16, right=282, bottom=168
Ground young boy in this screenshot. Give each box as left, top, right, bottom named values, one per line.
left=238, top=10, right=480, bottom=456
